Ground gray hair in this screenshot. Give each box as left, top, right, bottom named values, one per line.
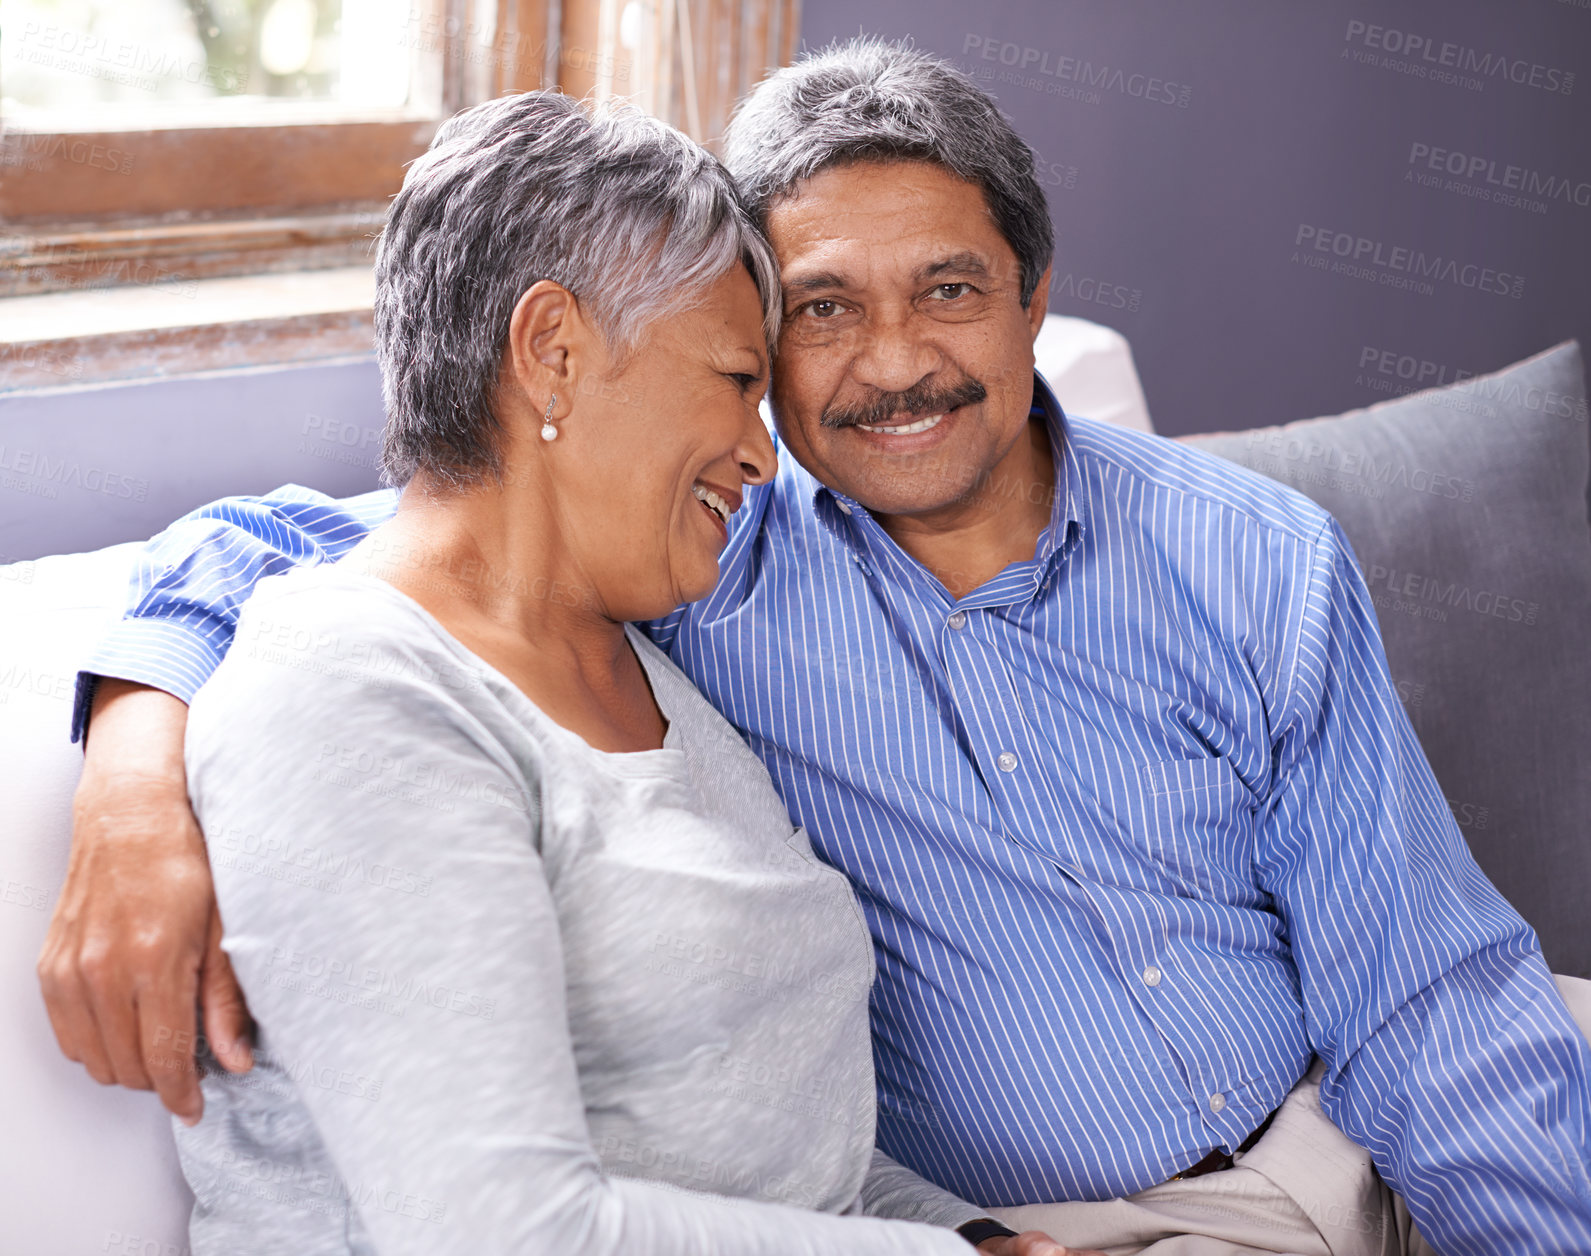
left=375, top=91, right=781, bottom=489
left=724, top=37, right=1053, bottom=308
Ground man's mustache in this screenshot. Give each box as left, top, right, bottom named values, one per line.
left=819, top=377, right=988, bottom=430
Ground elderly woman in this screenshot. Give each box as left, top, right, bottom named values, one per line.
left=174, top=92, right=1049, bottom=1255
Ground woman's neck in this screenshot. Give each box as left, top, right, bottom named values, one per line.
left=343, top=474, right=667, bottom=753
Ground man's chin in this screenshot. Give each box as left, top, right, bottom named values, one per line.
left=831, top=471, right=985, bottom=520
left=777, top=424, right=992, bottom=520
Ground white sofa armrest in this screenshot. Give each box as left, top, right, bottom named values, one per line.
left=0, top=545, right=194, bottom=1254
left=1033, top=314, right=1154, bottom=434
left=1555, top=974, right=1591, bottom=1045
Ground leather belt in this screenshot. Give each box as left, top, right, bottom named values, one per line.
left=1167, top=1106, right=1278, bottom=1181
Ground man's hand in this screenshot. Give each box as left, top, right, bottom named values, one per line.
left=37, top=679, right=253, bottom=1124
left=978, top=1231, right=1106, bottom=1256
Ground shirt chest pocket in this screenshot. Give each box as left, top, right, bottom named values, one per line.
left=1133, top=757, right=1258, bottom=898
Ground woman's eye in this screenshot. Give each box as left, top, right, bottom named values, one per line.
left=729, top=373, right=759, bottom=391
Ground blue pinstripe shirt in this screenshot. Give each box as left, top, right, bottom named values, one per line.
left=76, top=378, right=1591, bottom=1253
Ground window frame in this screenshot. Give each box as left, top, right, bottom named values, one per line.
left=0, top=0, right=800, bottom=387
left=0, top=0, right=565, bottom=296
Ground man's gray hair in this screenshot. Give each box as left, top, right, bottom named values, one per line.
left=724, top=37, right=1053, bottom=308
left=376, top=91, right=780, bottom=489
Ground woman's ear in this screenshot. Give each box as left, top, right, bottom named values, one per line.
left=505, top=280, right=588, bottom=420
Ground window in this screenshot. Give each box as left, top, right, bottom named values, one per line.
left=0, top=0, right=800, bottom=299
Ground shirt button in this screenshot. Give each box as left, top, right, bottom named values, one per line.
left=996, top=752, right=1019, bottom=773
left=1209, top=1092, right=1227, bottom=1114
left=836, top=501, right=853, bottom=515
left=947, top=611, right=967, bottom=630
left=1141, top=965, right=1162, bottom=988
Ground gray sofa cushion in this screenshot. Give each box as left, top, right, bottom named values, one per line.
left=1182, top=342, right=1591, bottom=978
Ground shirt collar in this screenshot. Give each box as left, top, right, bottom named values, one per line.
left=810, top=372, right=1086, bottom=596
left=1031, top=372, right=1086, bottom=574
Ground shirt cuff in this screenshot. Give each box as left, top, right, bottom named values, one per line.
left=71, top=616, right=229, bottom=743
left=855, top=1151, right=991, bottom=1233
left=921, top=1198, right=993, bottom=1235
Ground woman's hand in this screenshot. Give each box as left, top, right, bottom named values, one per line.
left=977, top=1230, right=1108, bottom=1256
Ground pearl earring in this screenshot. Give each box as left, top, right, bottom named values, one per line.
left=540, top=393, right=559, bottom=442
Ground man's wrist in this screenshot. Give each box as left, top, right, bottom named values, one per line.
left=81, top=679, right=190, bottom=772
left=956, top=1217, right=1018, bottom=1247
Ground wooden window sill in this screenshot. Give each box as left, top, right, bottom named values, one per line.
left=0, top=266, right=375, bottom=394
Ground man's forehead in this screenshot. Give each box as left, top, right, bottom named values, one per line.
left=767, top=160, right=1013, bottom=285
left=774, top=238, right=1018, bottom=301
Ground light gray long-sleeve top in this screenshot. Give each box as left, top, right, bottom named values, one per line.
left=176, top=565, right=982, bottom=1255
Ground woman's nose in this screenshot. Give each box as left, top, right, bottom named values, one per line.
left=736, top=403, right=778, bottom=486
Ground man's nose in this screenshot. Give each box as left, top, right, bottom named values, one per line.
left=849, top=317, right=942, bottom=395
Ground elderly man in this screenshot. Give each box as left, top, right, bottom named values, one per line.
left=41, top=39, right=1591, bottom=1256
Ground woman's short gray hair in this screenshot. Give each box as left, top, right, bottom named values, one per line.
left=376, top=91, right=780, bottom=489
left=724, top=37, right=1053, bottom=308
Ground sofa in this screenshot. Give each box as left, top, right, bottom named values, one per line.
left=2, top=319, right=1588, bottom=1250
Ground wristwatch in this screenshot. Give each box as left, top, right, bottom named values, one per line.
left=956, top=1217, right=1019, bottom=1247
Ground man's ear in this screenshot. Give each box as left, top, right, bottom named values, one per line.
left=504, top=280, right=589, bottom=421
left=1027, top=264, right=1052, bottom=342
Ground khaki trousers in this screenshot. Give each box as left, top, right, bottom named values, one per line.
left=986, top=974, right=1591, bottom=1248
left=989, top=978, right=1591, bottom=1255
left=989, top=1060, right=1435, bottom=1256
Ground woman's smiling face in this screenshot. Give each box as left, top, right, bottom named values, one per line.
left=549, top=265, right=776, bottom=622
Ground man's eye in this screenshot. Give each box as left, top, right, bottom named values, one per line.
left=802, top=299, right=843, bottom=319
left=929, top=283, right=974, bottom=300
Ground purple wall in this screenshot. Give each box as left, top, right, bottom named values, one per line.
left=801, top=0, right=1590, bottom=437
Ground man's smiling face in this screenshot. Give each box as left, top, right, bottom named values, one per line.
left=765, top=159, right=1050, bottom=520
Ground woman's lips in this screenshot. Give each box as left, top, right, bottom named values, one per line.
left=691, top=482, right=732, bottom=523
left=695, top=495, right=728, bottom=538
left=689, top=481, right=731, bottom=544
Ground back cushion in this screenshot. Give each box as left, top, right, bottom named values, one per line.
left=1183, top=342, right=1591, bottom=978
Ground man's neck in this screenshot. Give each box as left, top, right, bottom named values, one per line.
left=873, top=414, right=1057, bottom=601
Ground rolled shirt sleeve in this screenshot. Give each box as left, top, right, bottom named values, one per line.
left=70, top=484, right=396, bottom=741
